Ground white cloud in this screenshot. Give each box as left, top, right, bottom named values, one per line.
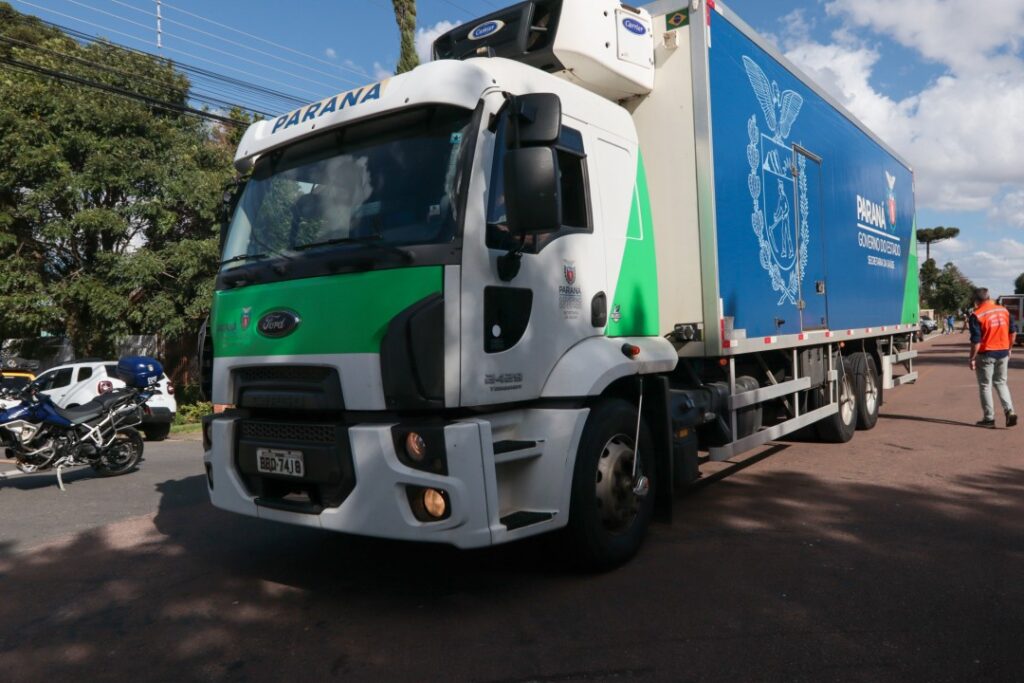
left=415, top=20, right=459, bottom=63
left=825, top=0, right=1024, bottom=74
left=932, top=238, right=1024, bottom=293
left=990, top=190, right=1024, bottom=230
left=324, top=47, right=337, bottom=59
left=372, top=61, right=393, bottom=80
left=776, top=1, right=1024, bottom=215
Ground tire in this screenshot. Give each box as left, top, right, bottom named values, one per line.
left=849, top=353, right=881, bottom=430
left=92, top=427, right=144, bottom=477
left=143, top=423, right=171, bottom=441
left=565, top=398, right=656, bottom=571
left=815, top=361, right=858, bottom=443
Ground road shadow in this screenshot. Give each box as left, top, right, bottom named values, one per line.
left=880, top=413, right=984, bottom=429
left=0, top=466, right=97, bottom=491
left=2, top=460, right=1024, bottom=681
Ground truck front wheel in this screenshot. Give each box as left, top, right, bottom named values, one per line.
left=565, top=399, right=656, bottom=571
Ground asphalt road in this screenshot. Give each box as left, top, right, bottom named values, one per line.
left=1, top=334, right=1023, bottom=682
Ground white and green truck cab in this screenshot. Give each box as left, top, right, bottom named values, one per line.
left=202, top=0, right=919, bottom=568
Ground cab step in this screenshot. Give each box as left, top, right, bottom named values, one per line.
left=492, top=439, right=544, bottom=464
left=500, top=510, right=554, bottom=530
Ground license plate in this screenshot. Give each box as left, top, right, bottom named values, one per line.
left=256, top=448, right=305, bottom=478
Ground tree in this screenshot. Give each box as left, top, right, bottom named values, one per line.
left=391, top=0, right=419, bottom=74
left=931, top=262, right=975, bottom=315
left=1015, top=272, right=1024, bottom=295
left=0, top=3, right=236, bottom=356
left=916, top=226, right=960, bottom=262
left=919, top=258, right=941, bottom=308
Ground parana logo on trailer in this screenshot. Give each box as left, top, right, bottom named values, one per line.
left=622, top=17, right=647, bottom=35
left=470, top=20, right=505, bottom=40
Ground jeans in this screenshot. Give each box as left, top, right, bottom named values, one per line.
left=976, top=355, right=1015, bottom=420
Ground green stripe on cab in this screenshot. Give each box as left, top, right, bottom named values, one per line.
left=607, top=154, right=660, bottom=337
left=212, top=266, right=443, bottom=357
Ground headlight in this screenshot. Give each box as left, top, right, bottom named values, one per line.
left=404, top=432, right=427, bottom=462
left=391, top=425, right=447, bottom=474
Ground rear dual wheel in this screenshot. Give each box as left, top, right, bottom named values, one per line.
left=849, top=352, right=881, bottom=430
left=815, top=363, right=858, bottom=443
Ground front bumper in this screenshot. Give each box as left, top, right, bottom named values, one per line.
left=203, top=414, right=495, bottom=548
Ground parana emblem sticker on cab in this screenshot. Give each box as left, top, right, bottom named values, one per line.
left=469, top=20, right=504, bottom=40
left=622, top=17, right=647, bottom=35
left=257, top=310, right=301, bottom=338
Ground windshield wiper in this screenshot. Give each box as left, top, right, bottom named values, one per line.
left=219, top=252, right=267, bottom=266
left=294, top=236, right=412, bottom=262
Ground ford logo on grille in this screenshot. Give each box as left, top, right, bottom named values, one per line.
left=257, top=310, right=301, bottom=338
left=470, top=20, right=504, bottom=40
left=622, top=17, right=647, bottom=35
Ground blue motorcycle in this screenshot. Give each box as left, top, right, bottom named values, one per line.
left=0, top=357, right=163, bottom=489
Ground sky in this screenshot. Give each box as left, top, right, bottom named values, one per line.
left=12, top=0, right=1024, bottom=295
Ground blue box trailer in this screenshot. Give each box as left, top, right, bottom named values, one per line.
left=636, top=0, right=920, bottom=355
left=708, top=11, right=918, bottom=340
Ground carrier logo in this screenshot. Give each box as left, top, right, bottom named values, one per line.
left=743, top=55, right=808, bottom=306
left=240, top=307, right=252, bottom=331
left=257, top=310, right=301, bottom=338
left=469, top=20, right=504, bottom=40
left=564, top=261, right=576, bottom=285
left=622, top=17, right=648, bottom=36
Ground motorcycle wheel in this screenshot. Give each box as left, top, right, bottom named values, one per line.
left=92, top=427, right=144, bottom=477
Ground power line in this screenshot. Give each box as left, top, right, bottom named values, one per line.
left=105, top=0, right=366, bottom=87
left=0, top=32, right=278, bottom=117
left=0, top=53, right=245, bottom=126
left=157, top=0, right=371, bottom=79
left=14, top=14, right=308, bottom=114
left=59, top=0, right=348, bottom=93
left=11, top=0, right=323, bottom=102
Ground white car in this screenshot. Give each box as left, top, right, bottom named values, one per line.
left=31, top=359, right=177, bottom=441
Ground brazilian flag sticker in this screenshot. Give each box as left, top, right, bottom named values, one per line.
left=666, top=9, right=689, bottom=30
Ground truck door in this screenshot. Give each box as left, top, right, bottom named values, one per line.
left=793, top=145, right=828, bottom=331
left=459, top=111, right=605, bottom=406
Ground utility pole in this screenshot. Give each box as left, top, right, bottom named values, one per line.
left=156, top=0, right=162, bottom=50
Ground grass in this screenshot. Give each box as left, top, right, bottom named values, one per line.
left=170, top=422, right=203, bottom=435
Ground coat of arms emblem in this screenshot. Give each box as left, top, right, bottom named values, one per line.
left=743, top=55, right=809, bottom=306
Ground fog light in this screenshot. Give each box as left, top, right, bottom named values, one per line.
left=404, top=431, right=427, bottom=462
left=422, top=488, right=448, bottom=519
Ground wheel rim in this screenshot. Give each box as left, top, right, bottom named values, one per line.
left=104, top=434, right=138, bottom=470
left=839, top=375, right=856, bottom=425
left=594, top=434, right=640, bottom=534
left=863, top=371, right=879, bottom=416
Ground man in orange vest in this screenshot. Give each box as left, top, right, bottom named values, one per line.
left=969, top=288, right=1017, bottom=428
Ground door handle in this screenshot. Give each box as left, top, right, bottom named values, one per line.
left=815, top=280, right=826, bottom=295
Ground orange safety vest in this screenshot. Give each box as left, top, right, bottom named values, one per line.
left=974, top=301, right=1013, bottom=353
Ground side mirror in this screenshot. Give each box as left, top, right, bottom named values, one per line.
left=504, top=147, right=562, bottom=236
left=512, top=93, right=562, bottom=146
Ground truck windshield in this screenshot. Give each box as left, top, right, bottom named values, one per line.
left=221, top=106, right=474, bottom=270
